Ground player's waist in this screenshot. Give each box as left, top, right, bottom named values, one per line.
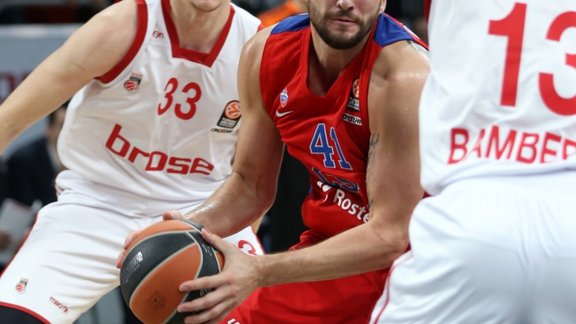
left=55, top=170, right=216, bottom=217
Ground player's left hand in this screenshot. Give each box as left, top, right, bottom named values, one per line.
left=177, top=228, right=262, bottom=324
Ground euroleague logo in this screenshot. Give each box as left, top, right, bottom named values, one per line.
left=217, top=100, right=241, bottom=129
left=224, top=100, right=241, bottom=120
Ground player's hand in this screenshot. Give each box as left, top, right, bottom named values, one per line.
left=115, top=210, right=185, bottom=268
left=177, top=228, right=262, bottom=324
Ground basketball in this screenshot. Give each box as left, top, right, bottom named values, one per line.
left=119, top=219, right=224, bottom=324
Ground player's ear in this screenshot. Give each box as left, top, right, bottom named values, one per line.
left=379, top=0, right=386, bottom=13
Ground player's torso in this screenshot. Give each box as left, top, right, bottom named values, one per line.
left=422, top=0, right=576, bottom=195
left=261, top=14, right=420, bottom=237
left=58, top=0, right=260, bottom=209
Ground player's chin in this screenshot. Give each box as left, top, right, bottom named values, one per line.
left=190, top=0, right=224, bottom=13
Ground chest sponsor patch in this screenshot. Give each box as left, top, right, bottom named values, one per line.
left=343, top=113, right=362, bottom=125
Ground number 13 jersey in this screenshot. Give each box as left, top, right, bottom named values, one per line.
left=421, top=0, right=576, bottom=195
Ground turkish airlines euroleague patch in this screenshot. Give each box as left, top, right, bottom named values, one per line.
left=217, top=100, right=242, bottom=129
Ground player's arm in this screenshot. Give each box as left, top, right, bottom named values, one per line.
left=184, top=27, right=284, bottom=238
left=0, top=0, right=137, bottom=154
left=250, top=40, right=429, bottom=282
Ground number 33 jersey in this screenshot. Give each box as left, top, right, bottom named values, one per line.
left=422, top=0, right=576, bottom=195
left=57, top=0, right=261, bottom=215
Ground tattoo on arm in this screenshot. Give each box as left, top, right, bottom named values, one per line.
left=366, top=134, right=379, bottom=207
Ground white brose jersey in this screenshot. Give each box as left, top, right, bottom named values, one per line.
left=58, top=0, right=260, bottom=215
left=421, top=0, right=576, bottom=195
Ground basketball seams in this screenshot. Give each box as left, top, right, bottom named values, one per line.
left=128, top=228, right=198, bottom=253
left=129, top=238, right=204, bottom=305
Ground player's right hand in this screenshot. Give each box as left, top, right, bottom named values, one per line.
left=115, top=210, right=185, bottom=268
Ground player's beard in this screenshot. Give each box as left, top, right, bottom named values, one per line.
left=308, top=3, right=379, bottom=50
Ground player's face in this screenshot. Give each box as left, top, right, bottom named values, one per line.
left=308, top=0, right=384, bottom=49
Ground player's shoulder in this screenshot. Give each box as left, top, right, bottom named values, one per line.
left=270, top=13, right=309, bottom=34
left=373, top=40, right=429, bottom=82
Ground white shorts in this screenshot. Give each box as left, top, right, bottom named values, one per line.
left=371, top=173, right=576, bottom=324
left=0, top=189, right=263, bottom=323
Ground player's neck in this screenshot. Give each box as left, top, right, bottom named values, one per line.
left=308, top=32, right=368, bottom=95
left=170, top=0, right=231, bottom=53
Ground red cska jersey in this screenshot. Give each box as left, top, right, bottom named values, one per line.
left=260, top=14, right=425, bottom=239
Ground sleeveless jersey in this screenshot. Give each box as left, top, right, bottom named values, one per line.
left=57, top=0, right=261, bottom=215
left=421, top=0, right=576, bottom=195
left=260, top=14, right=423, bottom=238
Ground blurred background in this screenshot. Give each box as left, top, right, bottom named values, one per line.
left=0, top=0, right=427, bottom=323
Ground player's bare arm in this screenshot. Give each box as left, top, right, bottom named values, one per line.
left=185, top=27, right=284, bottom=238
left=0, top=0, right=137, bottom=154
left=363, top=39, right=428, bottom=267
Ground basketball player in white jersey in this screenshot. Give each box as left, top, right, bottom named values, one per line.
left=0, top=0, right=263, bottom=322
left=371, top=0, right=576, bottom=323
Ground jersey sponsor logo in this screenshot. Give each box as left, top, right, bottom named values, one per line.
left=123, top=72, right=142, bottom=93
left=346, top=78, right=360, bottom=111
left=343, top=113, right=362, bottom=125
left=312, top=167, right=359, bottom=192
left=152, top=30, right=164, bottom=39
left=448, top=125, right=576, bottom=164
left=333, top=188, right=370, bottom=222
left=211, top=127, right=233, bottom=134
left=280, top=88, right=288, bottom=107
left=50, top=296, right=69, bottom=314
left=106, top=124, right=215, bottom=175
left=275, top=108, right=293, bottom=118
left=217, top=100, right=241, bottom=129
left=315, top=181, right=370, bottom=222
left=15, top=278, right=28, bottom=294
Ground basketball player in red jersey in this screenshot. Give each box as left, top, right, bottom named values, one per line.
left=120, top=0, right=430, bottom=321
left=0, top=0, right=264, bottom=323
